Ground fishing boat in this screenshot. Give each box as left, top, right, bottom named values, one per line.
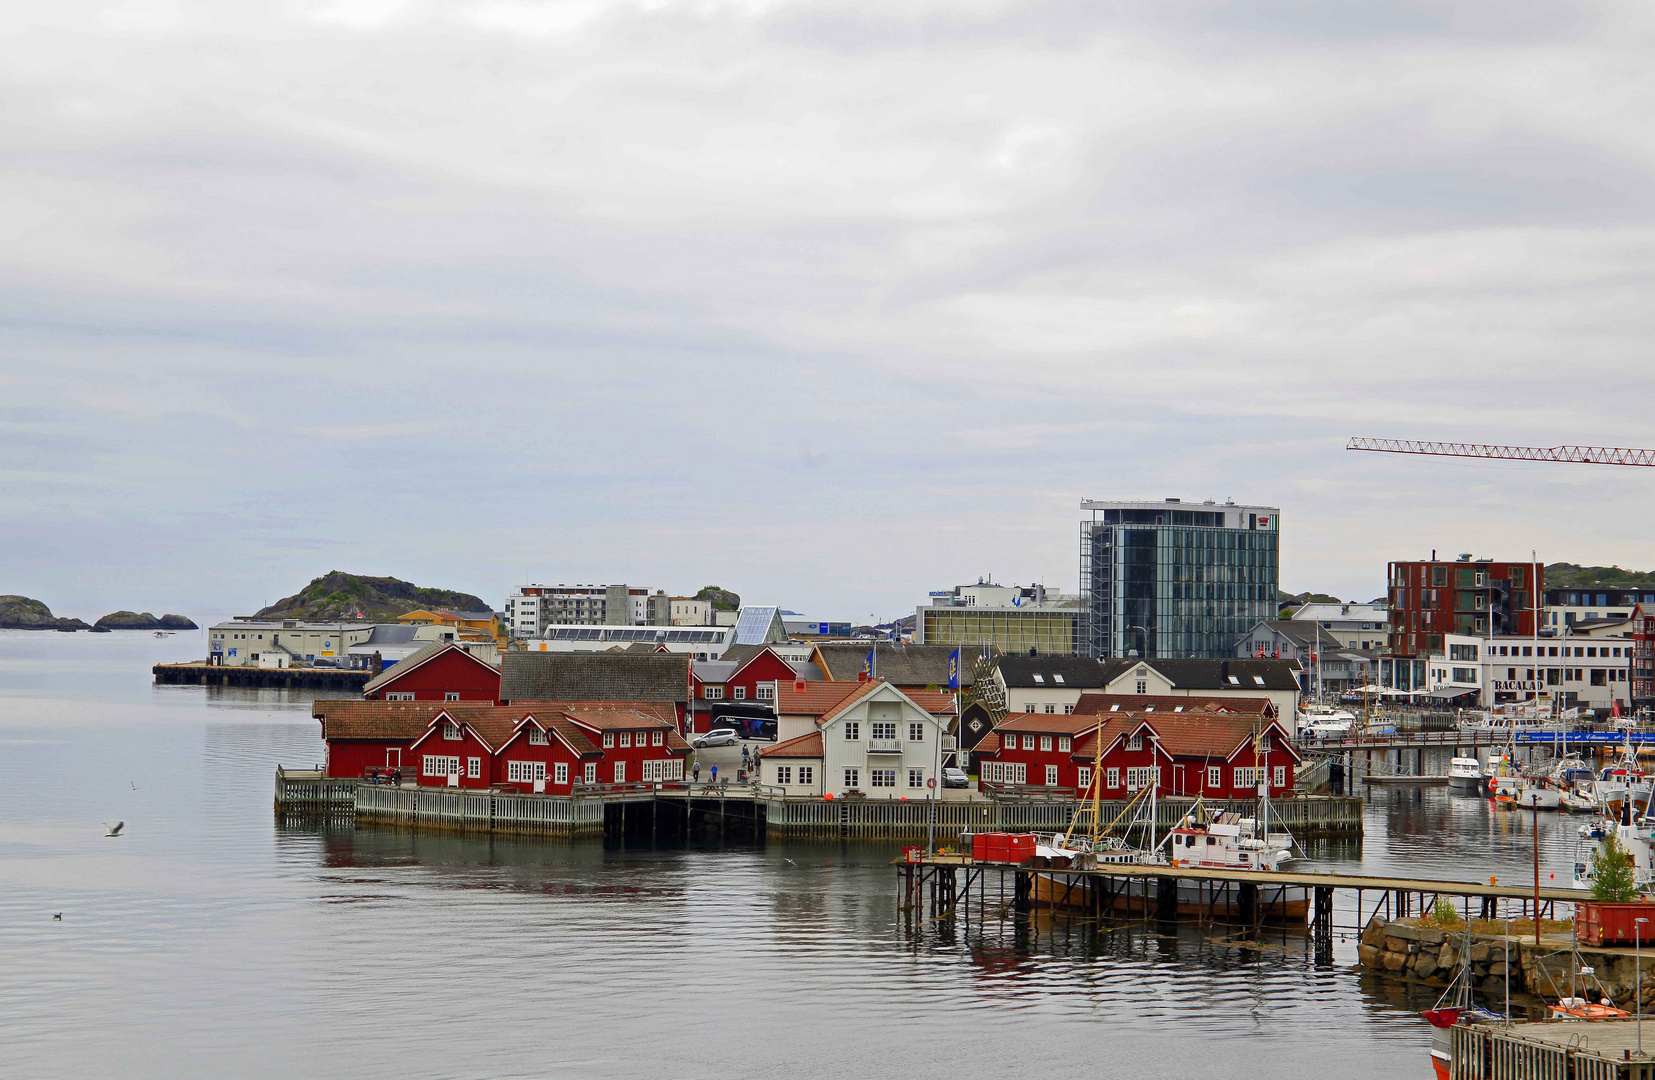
left=1573, top=815, right=1655, bottom=893
left=1447, top=757, right=1484, bottom=794
left=1559, top=787, right=1598, bottom=813
left=1422, top=928, right=1506, bottom=1080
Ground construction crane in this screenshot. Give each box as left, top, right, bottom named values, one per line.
left=1347, top=438, right=1655, bottom=467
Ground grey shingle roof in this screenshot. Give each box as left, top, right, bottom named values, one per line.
left=1097, top=658, right=1301, bottom=692
left=995, top=656, right=1107, bottom=689
left=813, top=643, right=993, bottom=687
left=500, top=651, right=689, bottom=704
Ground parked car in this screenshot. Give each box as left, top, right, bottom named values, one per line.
left=692, top=728, right=740, bottom=749
left=941, top=767, right=970, bottom=789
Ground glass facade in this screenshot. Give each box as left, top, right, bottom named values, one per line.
left=920, top=608, right=1077, bottom=655
left=1080, top=503, right=1279, bottom=659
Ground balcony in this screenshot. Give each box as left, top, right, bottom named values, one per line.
left=867, top=739, right=904, bottom=754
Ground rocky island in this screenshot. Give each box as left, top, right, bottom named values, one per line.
left=0, top=596, right=92, bottom=631
left=94, top=611, right=199, bottom=631
left=254, top=571, right=490, bottom=622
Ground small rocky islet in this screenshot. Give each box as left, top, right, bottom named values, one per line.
left=0, top=595, right=195, bottom=631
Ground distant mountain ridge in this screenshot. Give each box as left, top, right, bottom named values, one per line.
left=254, top=572, right=491, bottom=622
left=1544, top=562, right=1655, bottom=589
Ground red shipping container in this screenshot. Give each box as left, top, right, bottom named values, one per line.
left=1578, top=901, right=1655, bottom=946
left=971, top=833, right=998, bottom=861
left=1005, top=834, right=1036, bottom=864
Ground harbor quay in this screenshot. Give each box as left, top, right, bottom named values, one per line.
left=274, top=768, right=1364, bottom=843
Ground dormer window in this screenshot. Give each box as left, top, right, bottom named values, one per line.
left=1032, top=673, right=1045, bottom=684
left=442, top=722, right=461, bottom=741
left=1127, top=733, right=1143, bottom=751
left=528, top=727, right=547, bottom=745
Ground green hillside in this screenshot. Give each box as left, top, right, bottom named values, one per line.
left=253, top=572, right=491, bottom=622
left=1544, top=563, right=1655, bottom=589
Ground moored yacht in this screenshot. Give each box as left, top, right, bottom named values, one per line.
left=1447, top=757, right=1483, bottom=794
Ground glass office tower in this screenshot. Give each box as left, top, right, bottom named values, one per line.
left=1079, top=499, right=1280, bottom=659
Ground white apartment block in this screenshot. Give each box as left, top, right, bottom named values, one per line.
left=1425, top=632, right=1633, bottom=712
left=506, top=584, right=672, bottom=638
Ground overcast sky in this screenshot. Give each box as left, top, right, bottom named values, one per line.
left=4, top=0, right=1655, bottom=621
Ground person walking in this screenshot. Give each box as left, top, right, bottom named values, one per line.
left=693, top=762, right=701, bottom=783
left=710, top=764, right=718, bottom=785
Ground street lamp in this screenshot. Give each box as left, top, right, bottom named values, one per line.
left=1127, top=625, right=1150, bottom=658
left=1640, top=917, right=1650, bottom=1055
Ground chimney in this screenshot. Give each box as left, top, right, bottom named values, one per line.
left=794, top=679, right=806, bottom=694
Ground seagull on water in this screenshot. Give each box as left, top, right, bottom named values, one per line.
left=784, top=858, right=796, bottom=866
left=53, top=913, right=61, bottom=921
left=105, top=821, right=124, bottom=837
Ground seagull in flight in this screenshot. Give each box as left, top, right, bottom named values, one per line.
left=104, top=821, right=124, bottom=837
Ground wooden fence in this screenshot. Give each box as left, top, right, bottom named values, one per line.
left=762, top=795, right=1362, bottom=843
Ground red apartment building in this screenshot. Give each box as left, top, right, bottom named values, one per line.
left=978, top=706, right=1297, bottom=800
left=360, top=642, right=502, bottom=702
left=1387, top=556, right=1543, bottom=659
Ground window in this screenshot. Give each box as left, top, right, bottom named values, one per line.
left=652, top=731, right=664, bottom=746
left=704, top=686, right=723, bottom=699
left=844, top=768, right=860, bottom=789
left=871, top=721, right=897, bottom=740
left=1234, top=767, right=1263, bottom=789
left=982, top=761, right=1025, bottom=785
left=1259, top=734, right=1271, bottom=752
left=908, top=723, right=925, bottom=742
left=777, top=766, right=793, bottom=785
left=798, top=766, right=814, bottom=785
left=1058, top=737, right=1071, bottom=752
left=756, top=684, right=775, bottom=701
left=642, top=759, right=683, bottom=782
left=1045, top=765, right=1058, bottom=786
left=1053, top=673, right=1065, bottom=684
left=870, top=769, right=896, bottom=788
left=445, top=692, right=461, bottom=702
left=1024, top=703, right=1037, bottom=712
left=619, top=732, right=631, bottom=748
left=555, top=762, right=569, bottom=785
left=733, top=686, right=746, bottom=700
left=442, top=722, right=461, bottom=741
left=1077, top=766, right=1092, bottom=790
left=1273, top=766, right=1286, bottom=788
left=603, top=733, right=615, bottom=748
left=844, top=722, right=860, bottom=740
left=423, top=755, right=459, bottom=777
left=507, top=761, right=546, bottom=783
left=1032, top=674, right=1045, bottom=683
left=1126, top=766, right=1159, bottom=790
left=386, top=692, right=414, bottom=701
left=1063, top=705, right=1074, bottom=715
left=1001, top=734, right=1012, bottom=750
left=1107, top=767, right=1120, bottom=788
left=1135, top=680, right=1147, bottom=694
left=466, top=757, right=481, bottom=779
left=1592, top=669, right=1608, bottom=686
left=1022, top=735, right=1035, bottom=750
left=908, top=769, right=924, bottom=788
left=528, top=728, right=547, bottom=745
left=1039, top=736, right=1053, bottom=752
left=1126, top=733, right=1142, bottom=751
left=1449, top=643, right=1476, bottom=661
left=613, top=762, right=626, bottom=783
left=1044, top=704, right=1056, bottom=714
left=583, top=763, right=596, bottom=784
left=1207, top=765, right=1221, bottom=788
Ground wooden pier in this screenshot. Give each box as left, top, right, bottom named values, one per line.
left=897, top=854, right=1582, bottom=968
left=273, top=769, right=1364, bottom=843
left=1450, top=1020, right=1655, bottom=1079
left=157, top=662, right=371, bottom=691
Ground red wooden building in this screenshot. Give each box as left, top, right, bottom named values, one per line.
left=312, top=699, right=688, bottom=791
left=979, top=705, right=1298, bottom=800
left=360, top=642, right=502, bottom=702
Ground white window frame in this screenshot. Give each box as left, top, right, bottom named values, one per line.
left=704, top=686, right=724, bottom=700
left=603, top=733, right=615, bottom=748
left=799, top=766, right=814, bottom=786
left=619, top=732, right=631, bottom=748
left=652, top=731, right=664, bottom=746
left=1039, top=736, right=1052, bottom=752
left=844, top=722, right=860, bottom=741
left=1106, top=767, right=1120, bottom=789
left=1058, top=736, right=1071, bottom=752
left=386, top=692, right=415, bottom=701
left=870, top=721, right=897, bottom=741
left=1045, top=765, right=1058, bottom=786
left=1126, top=733, right=1142, bottom=751
left=1022, top=735, right=1035, bottom=750
left=444, top=692, right=460, bottom=702
left=1077, top=766, right=1092, bottom=790
left=1126, top=766, right=1159, bottom=791
left=908, top=722, right=925, bottom=742
left=733, top=686, right=746, bottom=700
left=908, top=768, right=924, bottom=788
left=844, top=767, right=860, bottom=789
left=528, top=728, right=547, bottom=745
left=869, top=769, right=896, bottom=788
left=1207, top=765, right=1221, bottom=788
left=613, top=761, right=626, bottom=784
left=466, top=757, right=481, bottom=779
left=1273, top=765, right=1286, bottom=788
left=777, top=766, right=793, bottom=785
left=442, top=722, right=461, bottom=741
left=555, top=762, right=569, bottom=785
left=582, top=762, right=596, bottom=784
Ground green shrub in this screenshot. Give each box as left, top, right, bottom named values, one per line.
left=1593, top=830, right=1640, bottom=903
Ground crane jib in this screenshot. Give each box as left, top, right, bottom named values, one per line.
left=1347, top=437, right=1655, bottom=467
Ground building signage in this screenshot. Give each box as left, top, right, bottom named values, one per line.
left=1493, top=679, right=1541, bottom=692
left=928, top=591, right=951, bottom=598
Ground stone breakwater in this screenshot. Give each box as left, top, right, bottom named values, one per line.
left=1359, top=916, right=1655, bottom=1008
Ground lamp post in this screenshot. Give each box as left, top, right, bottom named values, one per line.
left=1127, top=625, right=1150, bottom=659
left=1640, top=917, right=1650, bottom=1055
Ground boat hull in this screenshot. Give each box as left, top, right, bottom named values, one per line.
left=1447, top=775, right=1484, bottom=793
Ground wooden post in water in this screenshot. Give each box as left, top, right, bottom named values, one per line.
left=1532, top=792, right=1542, bottom=946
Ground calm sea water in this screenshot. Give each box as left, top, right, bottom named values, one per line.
left=0, top=630, right=1585, bottom=1079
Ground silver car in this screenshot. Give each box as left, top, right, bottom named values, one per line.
left=692, top=728, right=740, bottom=749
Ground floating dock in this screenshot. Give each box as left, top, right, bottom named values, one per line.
left=156, top=662, right=371, bottom=691
left=1450, top=1020, right=1655, bottom=1079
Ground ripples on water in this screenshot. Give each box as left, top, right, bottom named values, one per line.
left=0, top=631, right=1581, bottom=1078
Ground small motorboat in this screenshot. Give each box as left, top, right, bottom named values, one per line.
left=1550, top=998, right=1629, bottom=1020
left=1448, top=757, right=1484, bottom=794
left=1559, top=788, right=1597, bottom=814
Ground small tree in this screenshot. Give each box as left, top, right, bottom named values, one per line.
left=1592, top=830, right=1640, bottom=902
left=1430, top=897, right=1458, bottom=926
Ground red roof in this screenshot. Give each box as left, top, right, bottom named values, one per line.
left=773, top=681, right=869, bottom=716
left=1072, top=693, right=1275, bottom=717
left=759, top=732, right=824, bottom=759
left=1066, top=713, right=1299, bottom=763
left=316, top=699, right=687, bottom=754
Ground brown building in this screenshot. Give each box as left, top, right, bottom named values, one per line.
left=1387, top=556, right=1542, bottom=659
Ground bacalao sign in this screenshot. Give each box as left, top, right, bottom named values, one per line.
left=1492, top=680, right=1543, bottom=692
